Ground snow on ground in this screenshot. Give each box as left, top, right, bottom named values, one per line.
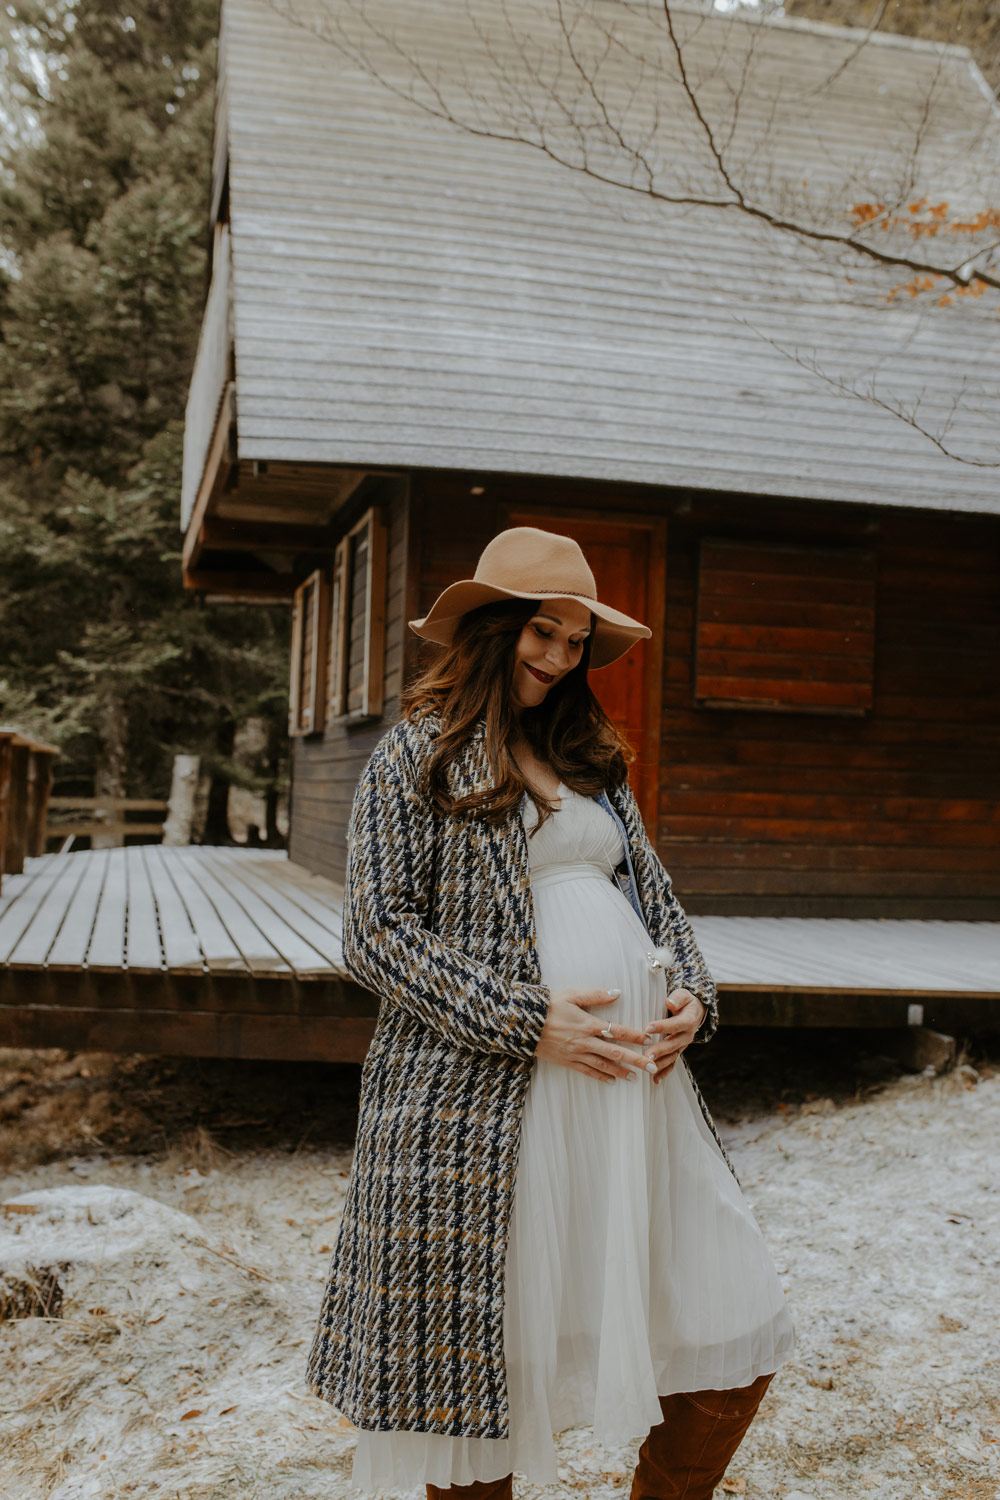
left=0, top=1045, right=998, bottom=1500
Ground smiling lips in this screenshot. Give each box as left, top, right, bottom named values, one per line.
left=525, top=664, right=555, bottom=684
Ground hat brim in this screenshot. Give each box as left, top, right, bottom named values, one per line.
left=408, top=581, right=651, bottom=670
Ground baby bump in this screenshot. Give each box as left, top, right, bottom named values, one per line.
left=530, top=866, right=673, bottom=1031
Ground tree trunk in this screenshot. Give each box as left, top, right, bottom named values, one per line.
left=264, top=716, right=287, bottom=847
left=163, top=753, right=200, bottom=846
left=92, top=686, right=129, bottom=849
left=200, top=716, right=236, bottom=845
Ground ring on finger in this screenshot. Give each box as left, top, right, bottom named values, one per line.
left=599, top=1025, right=615, bottom=1040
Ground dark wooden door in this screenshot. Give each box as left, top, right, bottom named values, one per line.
left=506, top=510, right=666, bottom=831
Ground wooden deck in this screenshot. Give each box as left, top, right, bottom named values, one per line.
left=0, top=849, right=997, bottom=1059
left=0, top=847, right=375, bottom=1061
left=693, top=916, right=1000, bottom=1029
left=0, top=846, right=349, bottom=978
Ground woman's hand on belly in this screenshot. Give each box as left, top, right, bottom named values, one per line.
left=640, top=989, right=708, bottom=1083
left=536, top=988, right=649, bottom=1083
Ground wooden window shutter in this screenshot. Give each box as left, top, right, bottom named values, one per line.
left=288, top=568, right=330, bottom=735
left=695, top=539, right=876, bottom=715
left=327, top=506, right=388, bottom=724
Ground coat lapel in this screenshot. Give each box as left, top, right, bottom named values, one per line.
left=449, top=721, right=542, bottom=984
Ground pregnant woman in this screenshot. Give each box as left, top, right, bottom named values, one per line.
left=306, top=527, right=796, bottom=1499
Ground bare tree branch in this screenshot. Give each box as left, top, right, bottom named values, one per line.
left=261, top=0, right=1000, bottom=463
left=741, top=318, right=1000, bottom=467
left=797, top=0, right=889, bottom=97
left=269, top=0, right=1000, bottom=294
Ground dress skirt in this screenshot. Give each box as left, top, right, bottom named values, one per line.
left=350, top=787, right=796, bottom=1491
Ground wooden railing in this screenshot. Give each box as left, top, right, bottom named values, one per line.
left=44, top=796, right=168, bottom=851
left=0, top=728, right=59, bottom=891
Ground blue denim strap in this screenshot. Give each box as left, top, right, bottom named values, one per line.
left=595, top=790, right=648, bottom=930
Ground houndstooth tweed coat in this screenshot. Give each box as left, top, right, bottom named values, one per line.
left=305, top=710, right=731, bottom=1440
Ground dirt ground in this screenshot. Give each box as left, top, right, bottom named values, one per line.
left=0, top=1028, right=998, bottom=1500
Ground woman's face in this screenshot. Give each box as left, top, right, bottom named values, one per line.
left=511, top=598, right=593, bottom=710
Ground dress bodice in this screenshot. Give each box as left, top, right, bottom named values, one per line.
left=521, top=782, right=625, bottom=876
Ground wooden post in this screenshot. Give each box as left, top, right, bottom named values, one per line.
left=26, top=744, right=58, bottom=856
left=0, top=729, right=13, bottom=890
left=163, top=754, right=201, bottom=846
left=5, top=737, right=30, bottom=874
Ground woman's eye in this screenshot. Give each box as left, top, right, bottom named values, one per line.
left=533, top=626, right=552, bottom=639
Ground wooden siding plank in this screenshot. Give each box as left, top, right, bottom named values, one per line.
left=695, top=539, right=876, bottom=714
left=661, top=817, right=998, bottom=847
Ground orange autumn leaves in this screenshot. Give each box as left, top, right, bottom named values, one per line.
left=847, top=199, right=998, bottom=305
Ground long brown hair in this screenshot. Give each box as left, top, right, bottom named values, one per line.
left=401, top=597, right=634, bottom=825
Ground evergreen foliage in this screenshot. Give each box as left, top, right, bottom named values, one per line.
left=0, top=0, right=290, bottom=840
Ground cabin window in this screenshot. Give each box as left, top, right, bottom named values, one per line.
left=695, top=539, right=876, bottom=715
left=328, top=505, right=388, bottom=723
left=288, top=569, right=331, bottom=736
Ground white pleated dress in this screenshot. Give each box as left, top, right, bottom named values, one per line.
left=351, top=785, right=796, bottom=1493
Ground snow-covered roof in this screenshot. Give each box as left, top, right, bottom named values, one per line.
left=210, top=0, right=1000, bottom=514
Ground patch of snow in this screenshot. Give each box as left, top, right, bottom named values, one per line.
left=0, top=1071, right=998, bottom=1499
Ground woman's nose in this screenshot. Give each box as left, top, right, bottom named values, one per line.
left=545, top=639, right=571, bottom=670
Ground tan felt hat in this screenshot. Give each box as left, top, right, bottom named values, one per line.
left=408, top=526, right=651, bottom=669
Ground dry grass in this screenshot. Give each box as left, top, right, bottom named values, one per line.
left=0, top=1034, right=998, bottom=1500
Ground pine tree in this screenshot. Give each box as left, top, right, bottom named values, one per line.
left=0, top=0, right=290, bottom=841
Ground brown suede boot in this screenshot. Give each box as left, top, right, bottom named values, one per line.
left=629, top=1372, right=775, bottom=1500
left=426, top=1473, right=514, bottom=1500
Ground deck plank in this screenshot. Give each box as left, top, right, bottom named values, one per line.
left=47, top=849, right=109, bottom=970
left=242, top=854, right=344, bottom=941
left=259, top=852, right=344, bottom=897
left=142, top=846, right=205, bottom=973
left=691, top=916, right=1000, bottom=994
left=201, top=850, right=346, bottom=974
left=4, top=850, right=997, bottom=1012
left=194, top=853, right=332, bottom=977
left=164, top=849, right=291, bottom=977
left=152, top=849, right=246, bottom=974
left=124, top=847, right=165, bottom=973
left=0, top=859, right=71, bottom=966
left=6, top=854, right=88, bottom=970
left=86, top=848, right=128, bottom=971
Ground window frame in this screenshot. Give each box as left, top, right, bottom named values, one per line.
left=288, top=567, right=332, bottom=737
left=327, top=505, right=388, bottom=725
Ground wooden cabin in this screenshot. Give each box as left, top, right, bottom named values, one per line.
left=3, top=0, right=998, bottom=1063
left=182, top=0, right=1000, bottom=920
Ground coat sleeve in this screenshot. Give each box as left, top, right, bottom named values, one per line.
left=341, top=731, right=551, bottom=1060
left=657, top=875, right=719, bottom=1045
left=620, top=783, right=719, bottom=1045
